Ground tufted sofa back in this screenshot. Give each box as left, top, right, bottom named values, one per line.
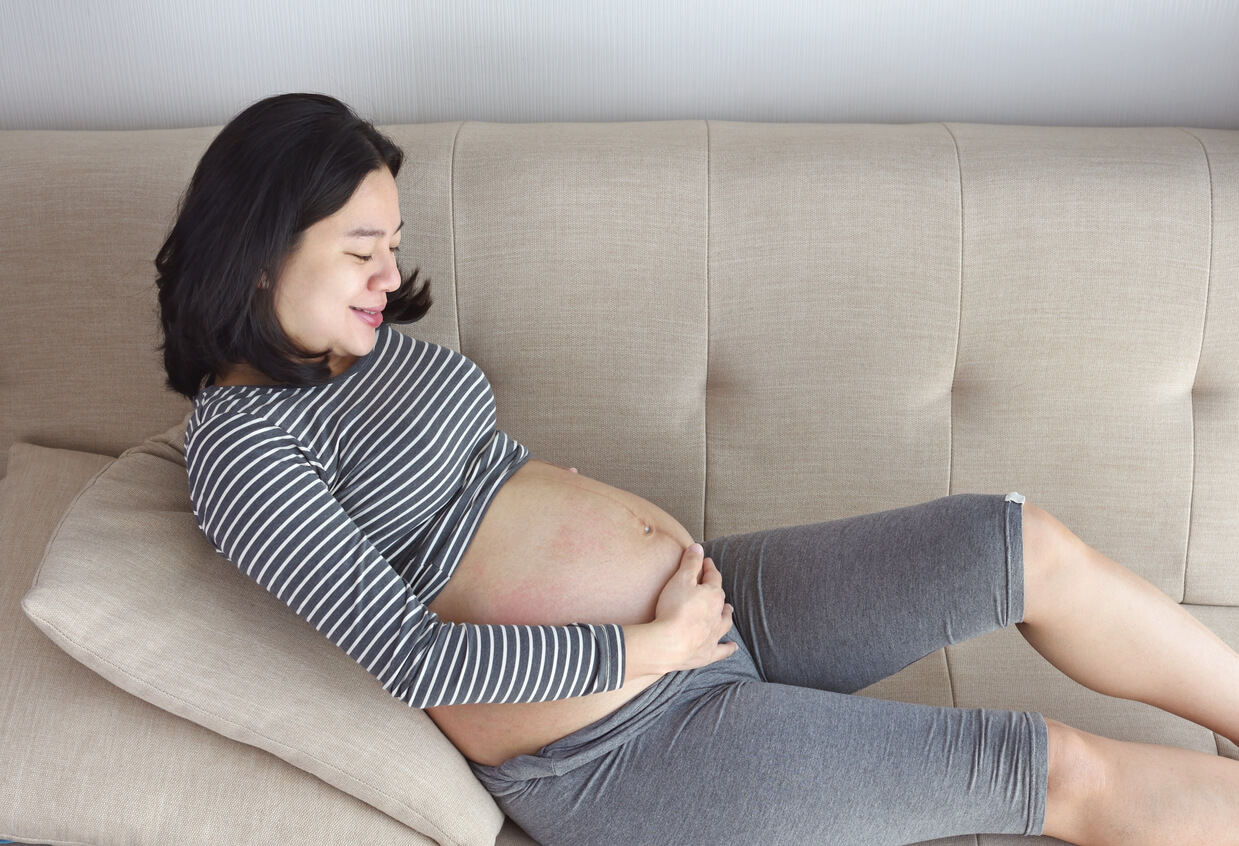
left=392, top=121, right=1237, bottom=606
left=3, top=122, right=1238, bottom=605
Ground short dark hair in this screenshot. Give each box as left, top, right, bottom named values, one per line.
left=155, top=92, right=431, bottom=398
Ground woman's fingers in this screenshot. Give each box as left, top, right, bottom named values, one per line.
left=678, top=543, right=706, bottom=585
left=643, top=542, right=737, bottom=671
left=701, top=554, right=722, bottom=587
left=679, top=544, right=722, bottom=586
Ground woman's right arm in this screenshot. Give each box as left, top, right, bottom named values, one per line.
left=186, top=411, right=632, bottom=709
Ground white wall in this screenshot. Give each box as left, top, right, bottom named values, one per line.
left=3, top=0, right=1238, bottom=130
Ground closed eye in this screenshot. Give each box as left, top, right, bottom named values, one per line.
left=350, top=247, right=398, bottom=262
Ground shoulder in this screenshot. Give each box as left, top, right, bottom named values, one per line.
left=371, top=326, right=485, bottom=382
left=185, top=403, right=301, bottom=476
left=183, top=406, right=327, bottom=513
left=374, top=325, right=462, bottom=363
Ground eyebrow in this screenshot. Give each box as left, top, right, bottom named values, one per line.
left=345, top=221, right=404, bottom=238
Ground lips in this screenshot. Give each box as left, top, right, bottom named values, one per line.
left=351, top=306, right=384, bottom=328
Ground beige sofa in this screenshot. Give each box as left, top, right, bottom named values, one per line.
left=2, top=120, right=1237, bottom=846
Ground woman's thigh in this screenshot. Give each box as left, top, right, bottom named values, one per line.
left=705, top=493, right=1025, bottom=693
left=493, top=679, right=1047, bottom=846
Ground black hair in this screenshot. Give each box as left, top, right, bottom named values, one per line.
left=155, top=92, right=431, bottom=398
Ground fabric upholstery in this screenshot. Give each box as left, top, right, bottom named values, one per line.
left=1186, top=129, right=1239, bottom=604
left=0, top=131, right=201, bottom=478
left=706, top=121, right=962, bottom=532
left=1, top=443, right=435, bottom=846
left=445, top=121, right=712, bottom=538
left=2, top=121, right=1238, bottom=845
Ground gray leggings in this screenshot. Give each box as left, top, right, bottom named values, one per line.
left=472, top=494, right=1049, bottom=845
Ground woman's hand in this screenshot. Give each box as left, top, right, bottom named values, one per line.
left=622, top=544, right=737, bottom=681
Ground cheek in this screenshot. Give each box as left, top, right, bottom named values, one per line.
left=273, top=290, right=336, bottom=345
left=276, top=272, right=343, bottom=319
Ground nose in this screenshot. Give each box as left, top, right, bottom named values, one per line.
left=372, top=250, right=402, bottom=292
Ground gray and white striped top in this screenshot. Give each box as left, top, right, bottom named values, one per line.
left=184, top=326, right=625, bottom=708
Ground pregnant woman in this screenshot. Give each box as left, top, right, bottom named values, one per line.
left=158, top=93, right=1239, bottom=845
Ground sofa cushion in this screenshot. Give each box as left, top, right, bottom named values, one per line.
left=1, top=442, right=436, bottom=845
left=20, top=424, right=505, bottom=846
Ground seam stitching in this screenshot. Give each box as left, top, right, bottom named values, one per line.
left=943, top=645, right=960, bottom=708
left=449, top=120, right=466, bottom=353
left=1180, top=128, right=1214, bottom=604
left=28, top=458, right=117, bottom=586
left=943, top=122, right=965, bottom=498
left=703, top=119, right=711, bottom=539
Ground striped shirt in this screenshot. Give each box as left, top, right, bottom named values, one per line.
left=184, top=326, right=625, bottom=708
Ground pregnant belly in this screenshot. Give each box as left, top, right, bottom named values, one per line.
left=425, top=459, right=695, bottom=766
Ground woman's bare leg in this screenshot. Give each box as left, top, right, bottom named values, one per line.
left=1018, top=502, right=1239, bottom=744
left=1043, top=719, right=1239, bottom=845
left=1016, top=503, right=1239, bottom=843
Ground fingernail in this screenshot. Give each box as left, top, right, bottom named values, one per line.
left=689, top=543, right=703, bottom=555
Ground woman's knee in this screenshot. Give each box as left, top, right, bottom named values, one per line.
left=1020, top=502, right=1092, bottom=624
left=1043, top=719, right=1110, bottom=841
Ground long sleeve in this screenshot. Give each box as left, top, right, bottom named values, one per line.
left=186, top=411, right=625, bottom=708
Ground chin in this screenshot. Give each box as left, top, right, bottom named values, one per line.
left=343, top=326, right=378, bottom=350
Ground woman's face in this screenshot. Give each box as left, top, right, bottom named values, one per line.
left=273, top=167, right=403, bottom=376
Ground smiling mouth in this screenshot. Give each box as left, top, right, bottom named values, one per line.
left=350, top=306, right=384, bottom=327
